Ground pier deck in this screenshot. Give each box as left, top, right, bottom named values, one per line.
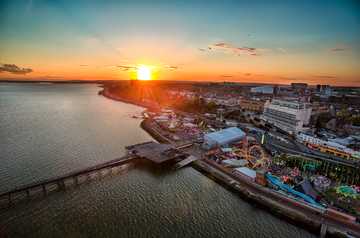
left=0, top=155, right=135, bottom=209
left=1, top=141, right=189, bottom=211
left=126, top=141, right=187, bottom=163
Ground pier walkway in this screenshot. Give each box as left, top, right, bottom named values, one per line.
left=0, top=155, right=135, bottom=209
left=0, top=141, right=190, bottom=211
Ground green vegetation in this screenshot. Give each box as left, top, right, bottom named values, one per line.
left=172, top=97, right=218, bottom=113
left=351, top=115, right=360, bottom=126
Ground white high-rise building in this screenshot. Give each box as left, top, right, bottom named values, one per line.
left=262, top=99, right=312, bottom=134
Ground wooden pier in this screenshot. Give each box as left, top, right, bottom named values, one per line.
left=0, top=141, right=191, bottom=211
left=126, top=141, right=188, bottom=164
left=0, top=155, right=135, bottom=210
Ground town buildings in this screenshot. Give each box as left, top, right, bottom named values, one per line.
left=297, top=133, right=360, bottom=160
left=239, top=99, right=265, bottom=113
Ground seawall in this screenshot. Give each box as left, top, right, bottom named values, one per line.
left=140, top=119, right=172, bottom=144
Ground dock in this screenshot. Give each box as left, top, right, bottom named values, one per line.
left=126, top=141, right=187, bottom=164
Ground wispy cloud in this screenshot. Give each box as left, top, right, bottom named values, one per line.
left=220, top=74, right=233, bottom=78
left=0, top=64, right=33, bottom=74
left=331, top=48, right=346, bottom=52
left=116, top=65, right=137, bottom=71
left=205, top=42, right=261, bottom=56
left=164, top=65, right=179, bottom=70
left=330, top=44, right=349, bottom=52
left=313, top=75, right=337, bottom=79
left=42, top=75, right=64, bottom=80
left=279, top=76, right=298, bottom=81
left=277, top=48, right=287, bottom=53
left=115, top=64, right=179, bottom=72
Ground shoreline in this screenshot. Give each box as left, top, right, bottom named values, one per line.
left=99, top=88, right=158, bottom=110
left=100, top=87, right=360, bottom=238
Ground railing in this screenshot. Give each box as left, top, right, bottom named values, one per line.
left=0, top=155, right=135, bottom=210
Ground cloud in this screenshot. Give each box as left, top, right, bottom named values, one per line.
left=279, top=76, right=298, bottom=81
left=244, top=73, right=252, bottom=76
left=111, top=63, right=180, bottom=72
left=42, top=75, right=64, bottom=80
left=220, top=75, right=233, bottom=78
left=80, top=64, right=89, bottom=67
left=277, top=48, right=287, bottom=53
left=164, top=65, right=179, bottom=70
left=313, top=75, right=337, bottom=79
left=0, top=64, right=33, bottom=74
left=331, top=48, right=346, bottom=52
left=330, top=44, right=349, bottom=52
left=116, top=65, right=137, bottom=71
left=202, top=42, right=261, bottom=56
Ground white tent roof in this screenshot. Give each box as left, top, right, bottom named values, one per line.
left=204, top=127, right=245, bottom=146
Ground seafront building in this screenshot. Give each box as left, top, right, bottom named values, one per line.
left=262, top=99, right=312, bottom=134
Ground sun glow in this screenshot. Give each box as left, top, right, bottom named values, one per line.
left=137, top=65, right=152, bottom=80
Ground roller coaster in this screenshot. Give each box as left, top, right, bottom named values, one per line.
left=232, top=139, right=270, bottom=169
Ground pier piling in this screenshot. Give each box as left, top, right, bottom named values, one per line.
left=320, top=223, right=327, bottom=238
left=74, top=176, right=79, bottom=186
left=42, top=184, right=47, bottom=196
left=0, top=155, right=134, bottom=212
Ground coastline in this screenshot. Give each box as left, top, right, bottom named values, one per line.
left=99, top=87, right=158, bottom=110
left=99, top=87, right=360, bottom=238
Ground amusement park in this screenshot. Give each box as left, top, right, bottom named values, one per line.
left=142, top=107, right=360, bottom=223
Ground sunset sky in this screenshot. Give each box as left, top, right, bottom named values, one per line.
left=1, top=0, right=359, bottom=86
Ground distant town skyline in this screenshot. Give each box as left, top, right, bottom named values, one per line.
left=1, top=0, right=360, bottom=86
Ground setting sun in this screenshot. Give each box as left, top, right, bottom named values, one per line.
left=137, top=65, right=151, bottom=80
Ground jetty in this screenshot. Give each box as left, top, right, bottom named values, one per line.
left=126, top=141, right=187, bottom=164
left=0, top=141, right=188, bottom=210
left=0, top=156, right=135, bottom=209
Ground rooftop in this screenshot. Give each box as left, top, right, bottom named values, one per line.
left=126, top=141, right=186, bottom=163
